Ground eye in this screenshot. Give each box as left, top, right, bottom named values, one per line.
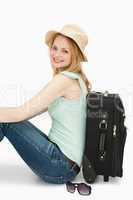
left=52, top=46, right=57, bottom=50
left=63, top=50, right=68, bottom=53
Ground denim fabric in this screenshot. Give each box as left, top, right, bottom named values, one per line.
left=0, top=120, right=79, bottom=184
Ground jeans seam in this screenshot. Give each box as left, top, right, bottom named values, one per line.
left=4, top=124, right=77, bottom=182
left=41, top=169, right=77, bottom=184
left=10, top=123, right=68, bottom=167
left=7, top=124, right=52, bottom=161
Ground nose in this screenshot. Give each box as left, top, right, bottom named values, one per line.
left=54, top=51, right=61, bottom=58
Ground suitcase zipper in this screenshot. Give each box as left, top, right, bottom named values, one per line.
left=113, top=125, right=117, bottom=138
left=112, top=124, right=118, bottom=176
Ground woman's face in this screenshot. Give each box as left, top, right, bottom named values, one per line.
left=49, top=35, right=72, bottom=69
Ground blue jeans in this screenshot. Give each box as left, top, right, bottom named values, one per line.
left=0, top=120, right=79, bottom=184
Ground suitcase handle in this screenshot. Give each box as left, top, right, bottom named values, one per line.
left=99, top=133, right=106, bottom=161
left=98, top=119, right=107, bottom=161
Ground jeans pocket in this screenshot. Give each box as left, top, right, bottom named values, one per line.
left=47, top=142, right=79, bottom=176
left=47, top=142, right=63, bottom=162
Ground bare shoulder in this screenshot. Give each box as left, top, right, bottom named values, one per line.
left=51, top=73, right=75, bottom=87
left=52, top=73, right=78, bottom=97
left=53, top=73, right=74, bottom=82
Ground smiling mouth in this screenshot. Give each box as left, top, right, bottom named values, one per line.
left=53, top=58, right=64, bottom=63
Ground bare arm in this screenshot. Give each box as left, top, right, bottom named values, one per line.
left=0, top=107, right=21, bottom=123
left=0, top=74, right=73, bottom=123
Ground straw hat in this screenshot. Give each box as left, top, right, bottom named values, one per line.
left=44, top=24, right=88, bottom=62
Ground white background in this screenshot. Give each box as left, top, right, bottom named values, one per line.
left=0, top=0, right=132, bottom=199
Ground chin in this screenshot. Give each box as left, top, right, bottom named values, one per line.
left=54, top=64, right=66, bottom=69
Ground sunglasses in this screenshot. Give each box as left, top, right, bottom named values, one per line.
left=66, top=181, right=91, bottom=195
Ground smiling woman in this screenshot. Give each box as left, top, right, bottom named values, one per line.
left=0, top=24, right=92, bottom=185
left=49, top=35, right=72, bottom=69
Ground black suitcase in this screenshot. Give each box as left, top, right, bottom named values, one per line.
left=82, top=90, right=127, bottom=183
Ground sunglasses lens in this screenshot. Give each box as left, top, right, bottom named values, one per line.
left=77, top=183, right=91, bottom=195
left=66, top=182, right=75, bottom=193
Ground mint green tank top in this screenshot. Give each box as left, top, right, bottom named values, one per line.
left=48, top=71, right=88, bottom=167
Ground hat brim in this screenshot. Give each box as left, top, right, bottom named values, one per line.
left=44, top=30, right=88, bottom=62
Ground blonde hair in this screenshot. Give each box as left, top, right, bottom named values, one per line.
left=48, top=33, right=92, bottom=92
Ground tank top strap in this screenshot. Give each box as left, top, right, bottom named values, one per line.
left=60, top=71, right=87, bottom=103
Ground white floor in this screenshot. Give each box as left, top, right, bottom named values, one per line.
left=0, top=134, right=131, bottom=200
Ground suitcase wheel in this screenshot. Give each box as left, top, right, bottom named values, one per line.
left=104, top=176, right=109, bottom=182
